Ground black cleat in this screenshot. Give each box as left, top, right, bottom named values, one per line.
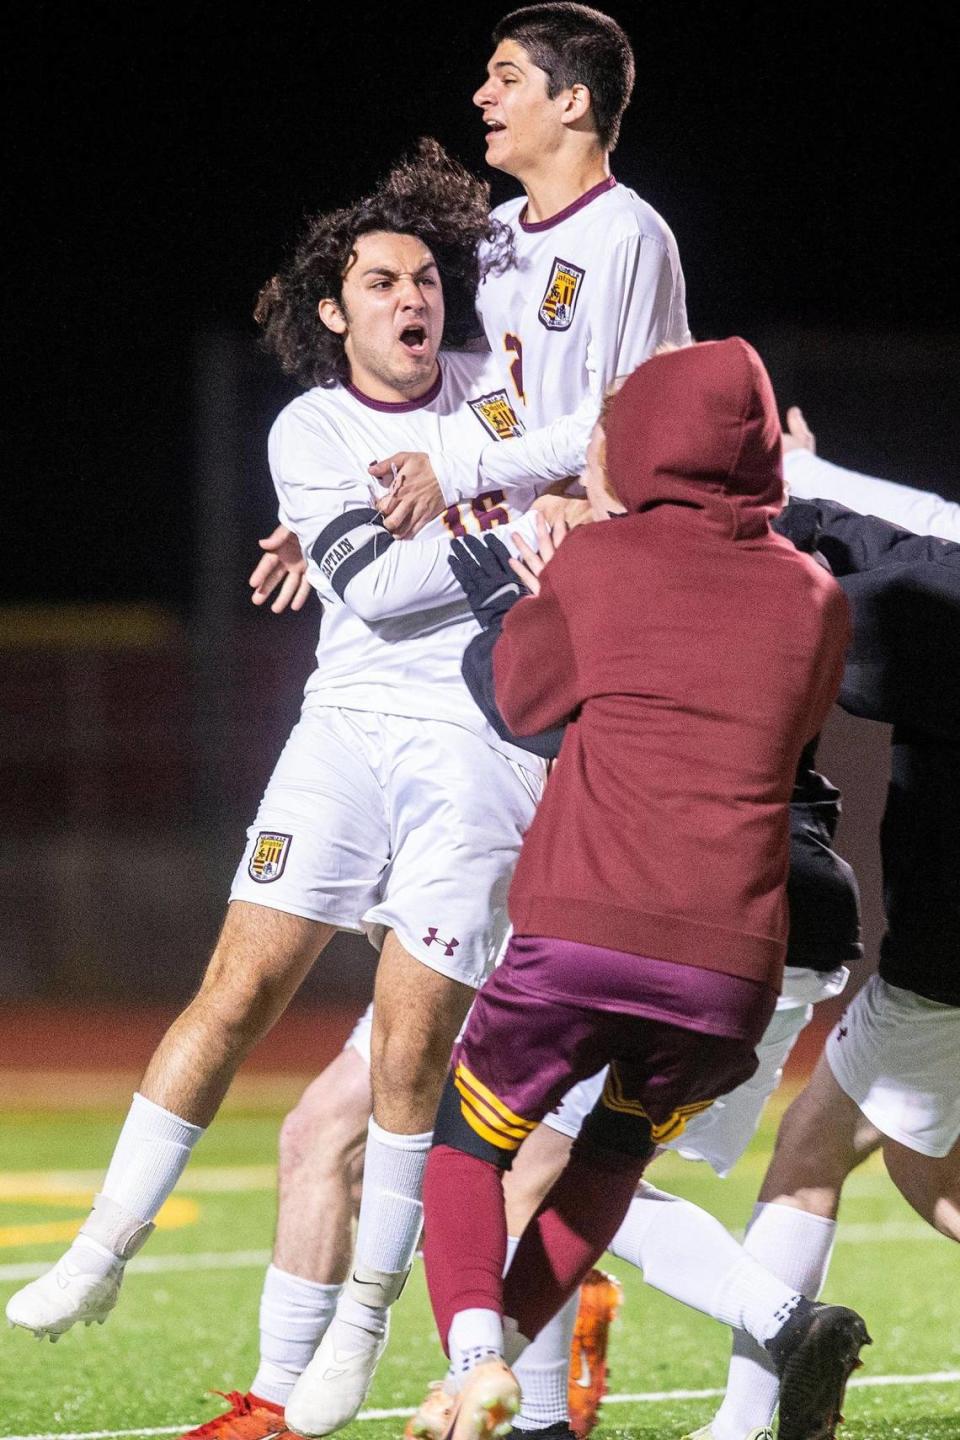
left=767, top=1299, right=872, bottom=1440
left=507, top=1427, right=577, bottom=1440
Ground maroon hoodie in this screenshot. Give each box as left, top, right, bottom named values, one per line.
left=494, top=339, right=851, bottom=992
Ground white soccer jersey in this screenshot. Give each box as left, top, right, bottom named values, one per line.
left=433, top=177, right=690, bottom=501
left=269, top=349, right=540, bottom=757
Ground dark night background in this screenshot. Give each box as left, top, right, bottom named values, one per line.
left=6, top=2, right=958, bottom=612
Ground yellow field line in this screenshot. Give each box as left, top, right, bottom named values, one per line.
left=0, top=1197, right=198, bottom=1249
left=0, top=1167, right=276, bottom=1197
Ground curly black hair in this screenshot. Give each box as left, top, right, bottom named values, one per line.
left=255, top=138, right=512, bottom=389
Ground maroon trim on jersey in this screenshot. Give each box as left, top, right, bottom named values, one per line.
left=519, top=176, right=617, bottom=233
left=346, top=364, right=443, bottom=412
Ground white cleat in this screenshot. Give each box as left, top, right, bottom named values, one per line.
left=285, top=1311, right=390, bottom=1437
left=5, top=1253, right=124, bottom=1341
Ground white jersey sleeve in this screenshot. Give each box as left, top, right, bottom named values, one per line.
left=784, top=448, right=960, bottom=541
left=272, top=403, right=473, bottom=621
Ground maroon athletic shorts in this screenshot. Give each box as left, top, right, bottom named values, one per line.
left=451, top=934, right=777, bottom=1157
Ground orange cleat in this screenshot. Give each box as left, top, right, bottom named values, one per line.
left=567, top=1270, right=623, bottom=1440
left=446, top=1360, right=521, bottom=1440
left=405, top=1379, right=457, bottom=1440
left=177, top=1391, right=291, bottom=1440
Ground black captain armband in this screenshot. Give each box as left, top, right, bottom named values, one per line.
left=311, top=508, right=394, bottom=599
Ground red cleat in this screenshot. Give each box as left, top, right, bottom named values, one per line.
left=567, top=1270, right=623, bottom=1440
left=177, top=1391, right=290, bottom=1440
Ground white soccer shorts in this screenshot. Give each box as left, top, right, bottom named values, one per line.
left=826, top=973, right=960, bottom=1158
left=541, top=966, right=848, bottom=1175
left=229, top=706, right=543, bottom=989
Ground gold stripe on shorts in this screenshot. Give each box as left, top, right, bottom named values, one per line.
left=454, top=1062, right=536, bottom=1151
left=601, top=1065, right=715, bottom=1143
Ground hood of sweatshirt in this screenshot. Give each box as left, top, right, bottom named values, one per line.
left=603, top=337, right=784, bottom=539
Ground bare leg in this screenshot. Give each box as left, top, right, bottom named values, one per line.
left=249, top=1044, right=373, bottom=1408
left=882, top=1132, right=960, bottom=1241
left=503, top=1122, right=572, bottom=1235
left=141, top=901, right=336, bottom=1125
left=274, top=1044, right=371, bottom=1281
left=759, top=1053, right=881, bottom=1215
left=369, top=931, right=474, bottom=1132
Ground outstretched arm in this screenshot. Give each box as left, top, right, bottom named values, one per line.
left=783, top=406, right=960, bottom=541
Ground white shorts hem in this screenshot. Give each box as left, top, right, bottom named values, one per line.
left=228, top=892, right=363, bottom=933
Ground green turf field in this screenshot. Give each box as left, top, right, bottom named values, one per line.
left=1, top=1099, right=958, bottom=1440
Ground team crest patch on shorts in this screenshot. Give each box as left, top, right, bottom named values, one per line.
left=248, top=831, right=292, bottom=883
left=538, top=257, right=585, bottom=331
left=468, top=389, right=526, bottom=441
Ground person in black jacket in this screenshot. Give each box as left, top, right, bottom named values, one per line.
left=699, top=497, right=960, bottom=1440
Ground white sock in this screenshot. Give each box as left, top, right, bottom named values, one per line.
left=448, top=1308, right=504, bottom=1388
left=101, top=1092, right=204, bottom=1223
left=610, top=1184, right=802, bottom=1341
left=504, top=1228, right=571, bottom=1428
left=328, top=1118, right=429, bottom=1354
left=512, top=1289, right=577, bottom=1429
left=351, top=1119, right=431, bottom=1289
left=251, top=1264, right=343, bottom=1407
left=712, top=1202, right=837, bottom=1440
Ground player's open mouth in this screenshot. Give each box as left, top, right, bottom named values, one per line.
left=399, top=326, right=428, bottom=354
left=485, top=119, right=506, bottom=138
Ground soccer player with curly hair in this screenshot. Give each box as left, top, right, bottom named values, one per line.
left=6, top=138, right=553, bottom=1435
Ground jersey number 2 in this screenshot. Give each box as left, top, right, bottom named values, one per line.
left=504, top=333, right=525, bottom=405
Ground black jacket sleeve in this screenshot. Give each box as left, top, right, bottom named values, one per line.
left=461, top=620, right=566, bottom=761
left=777, top=498, right=960, bottom=740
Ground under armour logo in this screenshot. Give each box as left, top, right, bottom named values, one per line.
left=837, top=1025, right=848, bottom=1040
left=422, top=927, right=460, bottom=958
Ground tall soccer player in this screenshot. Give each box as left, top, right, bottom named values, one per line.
left=371, top=2, right=689, bottom=531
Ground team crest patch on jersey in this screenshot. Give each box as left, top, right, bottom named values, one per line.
left=248, top=831, right=292, bottom=883
left=538, top=257, right=585, bottom=331
left=468, top=390, right=525, bottom=441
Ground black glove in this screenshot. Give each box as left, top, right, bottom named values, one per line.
left=448, top=533, right=525, bottom=629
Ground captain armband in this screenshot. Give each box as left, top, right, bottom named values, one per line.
left=310, top=507, right=395, bottom=599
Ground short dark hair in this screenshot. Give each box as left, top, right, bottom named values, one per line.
left=255, top=139, right=511, bottom=389
left=492, top=3, right=634, bottom=151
